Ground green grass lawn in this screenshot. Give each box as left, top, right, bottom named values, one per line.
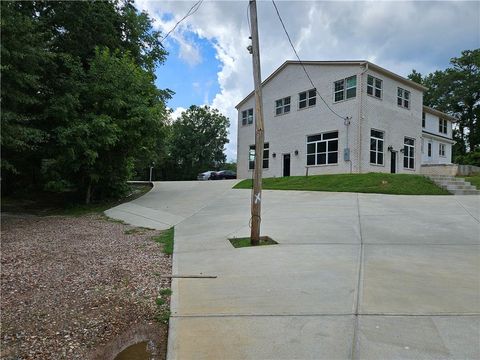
left=234, top=173, right=450, bottom=195
left=463, top=174, right=480, bottom=189
left=153, top=227, right=174, bottom=255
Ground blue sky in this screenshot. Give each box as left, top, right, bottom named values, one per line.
left=156, top=34, right=221, bottom=110
left=137, top=0, right=479, bottom=161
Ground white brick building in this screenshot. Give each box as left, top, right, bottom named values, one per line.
left=236, top=61, right=455, bottom=179
left=421, top=106, right=455, bottom=165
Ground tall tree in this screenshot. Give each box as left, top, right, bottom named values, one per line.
left=1, top=0, right=172, bottom=202
left=408, top=49, right=480, bottom=158
left=0, top=2, right=49, bottom=192
left=42, top=49, right=171, bottom=203
left=167, top=106, right=230, bottom=180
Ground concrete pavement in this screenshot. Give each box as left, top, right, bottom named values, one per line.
left=106, top=182, right=480, bottom=359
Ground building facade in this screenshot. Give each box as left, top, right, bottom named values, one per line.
left=236, top=61, right=455, bottom=179
left=421, top=106, right=455, bottom=165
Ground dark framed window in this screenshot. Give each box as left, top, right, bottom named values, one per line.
left=306, top=131, right=339, bottom=166
left=241, top=108, right=254, bottom=126
left=334, top=76, right=356, bottom=102
left=439, top=118, right=447, bottom=134
left=397, top=87, right=410, bottom=109
left=367, top=75, right=382, bottom=99
left=403, top=137, right=415, bottom=169
left=439, top=143, right=446, bottom=157
left=422, top=112, right=425, bottom=128
left=249, top=143, right=269, bottom=169
left=299, top=89, right=316, bottom=109
left=275, top=97, right=291, bottom=115
left=370, top=129, right=384, bottom=165
left=428, top=142, right=432, bottom=157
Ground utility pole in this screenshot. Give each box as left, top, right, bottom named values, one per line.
left=248, top=0, right=265, bottom=246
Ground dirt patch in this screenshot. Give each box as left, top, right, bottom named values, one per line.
left=1, top=213, right=171, bottom=359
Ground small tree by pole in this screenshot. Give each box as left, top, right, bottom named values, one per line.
left=248, top=0, right=265, bottom=246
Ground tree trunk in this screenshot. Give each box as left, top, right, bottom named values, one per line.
left=85, top=181, right=92, bottom=205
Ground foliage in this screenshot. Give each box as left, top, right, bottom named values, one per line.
left=454, top=149, right=480, bottom=167
left=165, top=106, right=230, bottom=180
left=220, top=162, right=237, bottom=172
left=408, top=49, right=480, bottom=159
left=0, top=2, right=49, bottom=190
left=234, top=173, right=450, bottom=195
left=1, top=0, right=171, bottom=203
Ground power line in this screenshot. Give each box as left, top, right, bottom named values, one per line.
left=161, top=0, right=204, bottom=44
left=271, top=0, right=347, bottom=120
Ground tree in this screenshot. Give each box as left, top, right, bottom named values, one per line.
left=1, top=0, right=172, bottom=203
left=166, top=106, right=230, bottom=180
left=408, top=49, right=480, bottom=159
left=42, top=48, right=171, bottom=203
left=0, top=2, right=49, bottom=192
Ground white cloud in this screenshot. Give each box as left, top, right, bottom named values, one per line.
left=170, top=106, right=187, bottom=121
left=136, top=0, right=479, bottom=161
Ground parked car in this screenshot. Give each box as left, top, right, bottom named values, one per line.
left=197, top=171, right=215, bottom=180
left=211, top=170, right=236, bottom=180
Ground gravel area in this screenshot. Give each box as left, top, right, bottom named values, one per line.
left=1, top=213, right=172, bottom=359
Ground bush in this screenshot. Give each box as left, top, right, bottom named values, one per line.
left=454, top=150, right=480, bottom=166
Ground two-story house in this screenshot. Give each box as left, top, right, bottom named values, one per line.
left=236, top=60, right=455, bottom=179
left=421, top=106, right=456, bottom=165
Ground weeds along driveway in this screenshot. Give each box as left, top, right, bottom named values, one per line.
left=106, top=182, right=480, bottom=360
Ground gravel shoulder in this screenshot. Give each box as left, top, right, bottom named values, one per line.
left=1, top=213, right=172, bottom=359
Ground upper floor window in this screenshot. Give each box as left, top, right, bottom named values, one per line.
left=242, top=108, right=254, bottom=126
left=422, top=112, right=425, bottom=128
left=299, top=89, right=316, bottom=109
left=249, top=143, right=269, bottom=170
left=439, top=143, right=446, bottom=157
left=397, top=88, right=410, bottom=109
left=275, top=96, right=290, bottom=115
left=439, top=118, right=447, bottom=134
left=403, top=137, right=415, bottom=169
left=306, top=131, right=338, bottom=166
left=367, top=75, right=382, bottom=99
left=334, top=76, right=356, bottom=102
left=370, top=129, right=384, bottom=165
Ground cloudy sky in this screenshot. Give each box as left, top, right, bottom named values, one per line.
left=134, top=0, right=479, bottom=161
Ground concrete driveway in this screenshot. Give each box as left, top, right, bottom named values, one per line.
left=106, top=181, right=480, bottom=360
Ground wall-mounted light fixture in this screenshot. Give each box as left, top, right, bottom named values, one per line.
left=272, top=153, right=276, bottom=158
left=387, top=146, right=393, bottom=152
left=294, top=150, right=299, bottom=156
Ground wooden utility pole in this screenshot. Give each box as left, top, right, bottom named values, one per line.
left=248, top=0, right=265, bottom=246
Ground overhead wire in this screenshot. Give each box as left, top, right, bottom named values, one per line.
left=160, top=0, right=204, bottom=44
left=271, top=0, right=348, bottom=121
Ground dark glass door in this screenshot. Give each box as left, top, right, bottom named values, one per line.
left=283, top=154, right=291, bottom=177
left=390, top=151, right=396, bottom=173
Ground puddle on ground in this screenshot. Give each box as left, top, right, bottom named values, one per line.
left=114, top=341, right=152, bottom=360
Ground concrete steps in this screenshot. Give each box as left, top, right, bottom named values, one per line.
left=427, top=175, right=480, bottom=195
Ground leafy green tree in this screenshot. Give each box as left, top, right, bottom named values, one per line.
left=42, top=49, right=171, bottom=203
left=1, top=0, right=172, bottom=203
left=408, top=49, right=480, bottom=159
left=166, top=106, right=230, bottom=180
left=0, top=2, right=49, bottom=192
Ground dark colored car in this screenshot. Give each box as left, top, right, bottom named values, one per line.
left=211, top=170, right=236, bottom=180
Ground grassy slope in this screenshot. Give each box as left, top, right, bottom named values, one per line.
left=234, top=173, right=450, bottom=195
left=464, top=174, right=480, bottom=189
